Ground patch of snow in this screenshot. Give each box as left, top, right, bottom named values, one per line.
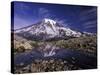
left=44, top=18, right=56, bottom=25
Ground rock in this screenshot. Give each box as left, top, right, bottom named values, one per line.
left=14, top=59, right=81, bottom=73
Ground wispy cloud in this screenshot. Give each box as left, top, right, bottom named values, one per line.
left=38, top=8, right=52, bottom=19
left=78, top=7, right=97, bottom=30
left=79, top=8, right=97, bottom=21
left=82, top=20, right=97, bottom=26
left=84, top=24, right=97, bottom=29
left=80, top=8, right=97, bottom=16
left=15, top=3, right=31, bottom=16
left=82, top=20, right=97, bottom=29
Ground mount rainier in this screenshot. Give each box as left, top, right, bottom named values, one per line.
left=14, top=18, right=93, bottom=41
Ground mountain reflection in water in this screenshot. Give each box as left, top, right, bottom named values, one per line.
left=14, top=43, right=97, bottom=69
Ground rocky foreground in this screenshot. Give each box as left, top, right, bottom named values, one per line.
left=14, top=59, right=81, bottom=74
left=13, top=36, right=97, bottom=74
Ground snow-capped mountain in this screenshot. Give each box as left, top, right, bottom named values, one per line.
left=14, top=18, right=92, bottom=40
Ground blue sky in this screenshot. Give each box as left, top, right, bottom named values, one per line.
left=11, top=1, right=97, bottom=33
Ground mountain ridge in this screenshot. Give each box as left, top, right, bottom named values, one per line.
left=14, top=18, right=94, bottom=41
